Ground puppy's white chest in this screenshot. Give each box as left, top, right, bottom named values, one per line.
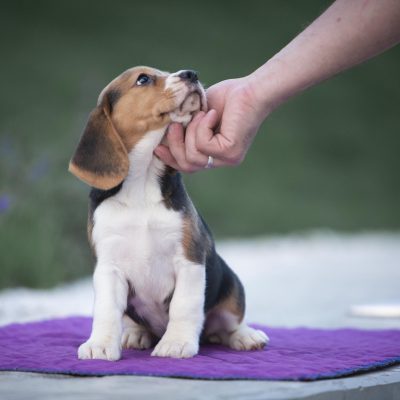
left=94, top=197, right=182, bottom=270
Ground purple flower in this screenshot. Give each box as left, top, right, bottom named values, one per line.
left=0, top=195, right=11, bottom=213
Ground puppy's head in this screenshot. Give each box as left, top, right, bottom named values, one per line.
left=69, top=66, right=207, bottom=190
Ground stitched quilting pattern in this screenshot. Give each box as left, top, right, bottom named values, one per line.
left=1, top=317, right=399, bottom=380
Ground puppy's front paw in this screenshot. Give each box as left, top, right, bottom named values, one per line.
left=229, top=326, right=269, bottom=351
left=78, top=338, right=121, bottom=361
left=151, top=335, right=199, bottom=358
left=121, top=326, right=153, bottom=350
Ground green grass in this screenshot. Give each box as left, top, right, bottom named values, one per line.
left=0, top=0, right=399, bottom=288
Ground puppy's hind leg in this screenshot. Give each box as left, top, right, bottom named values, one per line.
left=227, top=321, right=269, bottom=351
left=205, top=277, right=269, bottom=351
left=206, top=310, right=269, bottom=351
left=121, top=314, right=154, bottom=350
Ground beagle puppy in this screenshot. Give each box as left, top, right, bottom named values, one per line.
left=69, top=66, right=268, bottom=360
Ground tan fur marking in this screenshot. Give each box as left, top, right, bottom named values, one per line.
left=209, top=281, right=244, bottom=324
left=69, top=162, right=126, bottom=191
left=181, top=214, right=208, bottom=264
left=182, top=216, right=195, bottom=263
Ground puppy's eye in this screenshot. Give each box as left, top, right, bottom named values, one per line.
left=136, top=74, right=152, bottom=86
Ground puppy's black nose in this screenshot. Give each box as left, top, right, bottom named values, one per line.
left=178, top=70, right=198, bottom=83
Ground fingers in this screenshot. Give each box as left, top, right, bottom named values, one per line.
left=166, top=123, right=203, bottom=173
left=194, top=110, right=236, bottom=163
left=195, top=108, right=249, bottom=166
left=154, top=110, right=230, bottom=173
left=154, top=119, right=207, bottom=173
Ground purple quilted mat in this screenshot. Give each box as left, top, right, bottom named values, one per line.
left=1, top=317, right=399, bottom=381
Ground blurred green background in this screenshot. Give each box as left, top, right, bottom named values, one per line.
left=0, top=0, right=399, bottom=289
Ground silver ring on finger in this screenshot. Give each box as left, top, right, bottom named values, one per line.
left=205, top=156, right=214, bottom=169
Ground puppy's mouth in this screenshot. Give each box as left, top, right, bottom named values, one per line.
left=179, top=90, right=201, bottom=112
left=168, top=89, right=206, bottom=125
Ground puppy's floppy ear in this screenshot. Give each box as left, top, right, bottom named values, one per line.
left=69, top=97, right=129, bottom=190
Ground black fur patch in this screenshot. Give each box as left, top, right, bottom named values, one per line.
left=159, top=167, right=190, bottom=213
left=204, top=248, right=234, bottom=312
left=89, top=182, right=123, bottom=219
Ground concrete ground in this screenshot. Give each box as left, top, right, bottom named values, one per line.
left=1, top=232, right=400, bottom=399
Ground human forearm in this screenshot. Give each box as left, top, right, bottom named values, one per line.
left=249, top=0, right=400, bottom=112
left=156, top=0, right=400, bottom=172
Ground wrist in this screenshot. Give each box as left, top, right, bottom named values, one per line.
left=246, top=57, right=297, bottom=116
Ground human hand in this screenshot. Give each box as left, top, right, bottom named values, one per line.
left=154, top=76, right=270, bottom=172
